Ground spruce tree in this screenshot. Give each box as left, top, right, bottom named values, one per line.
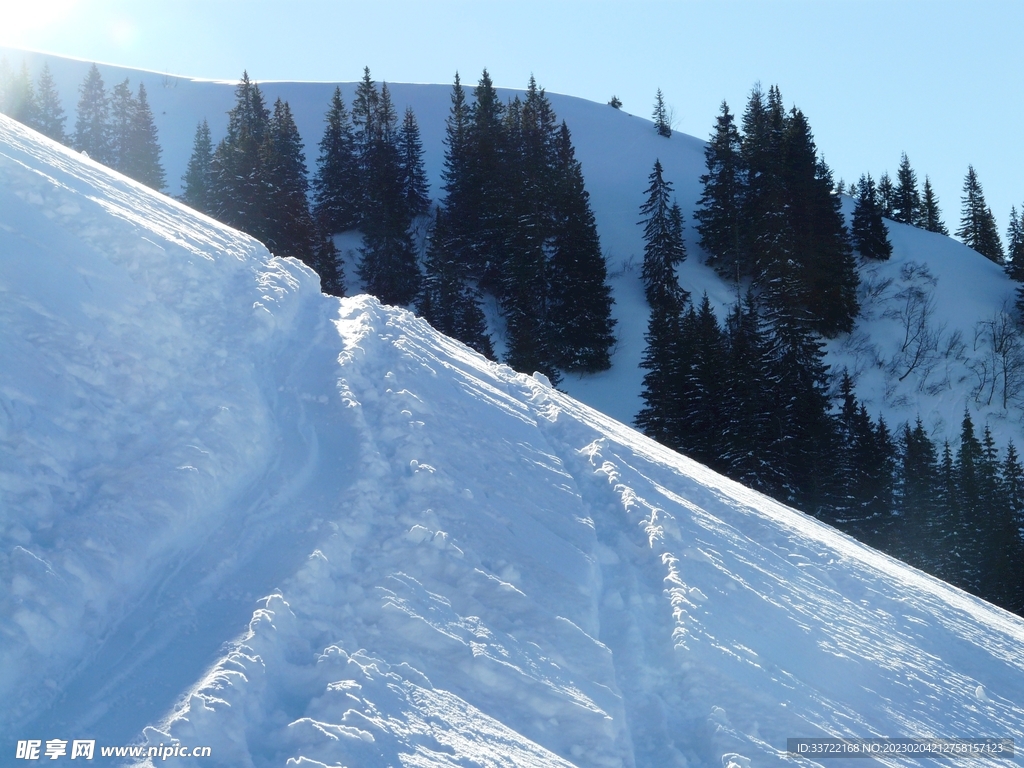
left=547, top=121, right=616, bottom=372
left=638, top=160, right=688, bottom=307
left=465, top=68, right=508, bottom=286
left=33, top=63, right=66, bottom=143
left=312, top=87, right=360, bottom=233
left=210, top=72, right=269, bottom=236
left=957, top=165, right=1005, bottom=263
left=877, top=172, right=895, bottom=219
left=696, top=101, right=744, bottom=279
left=109, top=78, right=136, bottom=174
left=418, top=207, right=493, bottom=358
left=675, top=294, right=727, bottom=469
left=3, top=61, right=37, bottom=125
left=357, top=82, right=421, bottom=306
left=398, top=106, right=430, bottom=219
left=636, top=289, right=686, bottom=447
left=895, top=418, right=940, bottom=570
left=920, top=176, right=949, bottom=235
left=851, top=174, right=893, bottom=260
left=1004, top=206, right=1024, bottom=281
left=127, top=83, right=165, bottom=189
left=893, top=152, right=921, bottom=226
left=181, top=120, right=214, bottom=215
left=74, top=64, right=112, bottom=164
left=261, top=99, right=317, bottom=260
left=652, top=88, right=671, bottom=138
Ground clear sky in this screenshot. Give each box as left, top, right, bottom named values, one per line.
left=3, top=0, right=1022, bottom=245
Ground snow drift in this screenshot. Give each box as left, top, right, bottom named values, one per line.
left=2, top=116, right=1024, bottom=766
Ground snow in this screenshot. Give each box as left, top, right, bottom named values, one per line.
left=3, top=115, right=1024, bottom=766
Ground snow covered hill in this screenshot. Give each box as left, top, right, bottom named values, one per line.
left=5, top=47, right=1022, bottom=452
left=4, top=114, right=1024, bottom=766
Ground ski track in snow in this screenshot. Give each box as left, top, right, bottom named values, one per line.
left=4, top=115, right=1024, bottom=768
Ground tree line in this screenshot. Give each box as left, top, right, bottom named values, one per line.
left=636, top=83, right=1024, bottom=614
left=0, top=59, right=165, bottom=189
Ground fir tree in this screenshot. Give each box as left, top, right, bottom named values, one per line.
left=893, top=152, right=921, bottom=226
left=398, top=106, right=430, bottom=219
left=1004, top=206, right=1024, bottom=282
left=261, top=98, right=319, bottom=263
left=464, top=68, right=508, bottom=286
left=877, top=172, right=895, bottom=219
left=417, top=207, right=493, bottom=358
left=3, top=61, right=36, bottom=125
left=636, top=288, right=686, bottom=447
left=638, top=160, right=688, bottom=308
left=74, top=64, right=112, bottom=164
left=652, top=88, right=671, bottom=137
left=180, top=120, right=214, bottom=215
left=127, top=83, right=165, bottom=189
left=851, top=174, right=893, bottom=261
left=675, top=294, right=727, bottom=469
left=895, top=418, right=940, bottom=569
left=109, top=78, right=136, bottom=174
left=357, top=82, right=421, bottom=306
left=210, top=72, right=269, bottom=236
left=696, top=101, right=744, bottom=279
left=920, top=176, right=949, bottom=235
left=312, top=87, right=361, bottom=233
left=547, top=121, right=616, bottom=372
left=33, top=64, right=66, bottom=143
left=956, top=165, right=1005, bottom=263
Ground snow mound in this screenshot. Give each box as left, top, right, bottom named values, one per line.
left=3, top=115, right=1024, bottom=767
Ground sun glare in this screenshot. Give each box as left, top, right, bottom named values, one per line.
left=0, top=0, right=80, bottom=42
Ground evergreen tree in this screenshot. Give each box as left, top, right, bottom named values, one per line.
left=895, top=418, right=940, bottom=570
left=1004, top=205, right=1024, bottom=281
left=636, top=288, right=686, bottom=447
left=3, top=61, right=37, bottom=125
left=180, top=119, right=214, bottom=214
left=109, top=78, right=136, bottom=173
left=935, top=440, right=959, bottom=582
left=547, top=121, right=616, bottom=372
left=608, top=95, right=622, bottom=109
left=351, top=66, right=379, bottom=162
left=877, top=172, right=895, bottom=219
left=127, top=83, right=165, bottom=189
left=695, top=101, right=744, bottom=279
left=675, top=295, right=728, bottom=469
left=638, top=160, right=688, bottom=307
left=398, top=106, right=430, bottom=218
left=893, top=152, right=921, bottom=226
left=312, top=87, right=360, bottom=233
left=261, top=99, right=317, bottom=260
left=780, top=109, right=858, bottom=336
left=210, top=72, right=269, bottom=236
left=956, top=165, right=1005, bottom=263
left=417, top=207, right=493, bottom=358
left=33, top=63, right=66, bottom=143
left=920, top=176, right=949, bottom=235
left=952, top=408, right=985, bottom=592
left=652, top=88, right=671, bottom=137
left=851, top=174, right=893, bottom=260
left=74, top=64, right=112, bottom=164
left=464, top=68, right=508, bottom=286
left=357, top=82, right=421, bottom=306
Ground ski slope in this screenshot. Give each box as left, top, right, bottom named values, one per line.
left=5, top=47, right=1022, bottom=450
left=3, top=114, right=1024, bottom=766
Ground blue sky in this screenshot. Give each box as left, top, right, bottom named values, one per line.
left=4, top=0, right=1022, bottom=244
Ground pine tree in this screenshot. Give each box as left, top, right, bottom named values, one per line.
left=638, top=160, right=688, bottom=308
left=877, top=172, right=895, bottom=219
left=33, top=64, right=66, bottom=143
left=418, top=207, right=493, bottom=358
left=180, top=120, right=214, bottom=214
left=357, top=82, right=421, bottom=306
left=780, top=109, right=858, bottom=336
left=851, top=174, right=893, bottom=261
left=696, top=101, right=744, bottom=279
left=398, top=106, right=430, bottom=218
left=1004, top=205, right=1024, bottom=281
left=127, top=83, right=165, bottom=189
left=312, top=87, right=360, bottom=233
left=920, top=176, right=949, bottom=235
left=893, top=152, right=921, bottom=226
left=109, top=78, right=136, bottom=174
left=210, top=72, right=269, bottom=236
left=547, top=121, right=616, bottom=372
left=957, top=165, right=1005, bottom=263
left=74, top=64, right=112, bottom=164
left=652, top=88, right=671, bottom=137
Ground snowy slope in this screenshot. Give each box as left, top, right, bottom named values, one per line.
left=4, top=116, right=1024, bottom=767
left=4, top=47, right=1021, bottom=449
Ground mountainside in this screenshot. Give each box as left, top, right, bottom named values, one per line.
left=5, top=47, right=1021, bottom=451
left=3, top=110, right=1024, bottom=767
